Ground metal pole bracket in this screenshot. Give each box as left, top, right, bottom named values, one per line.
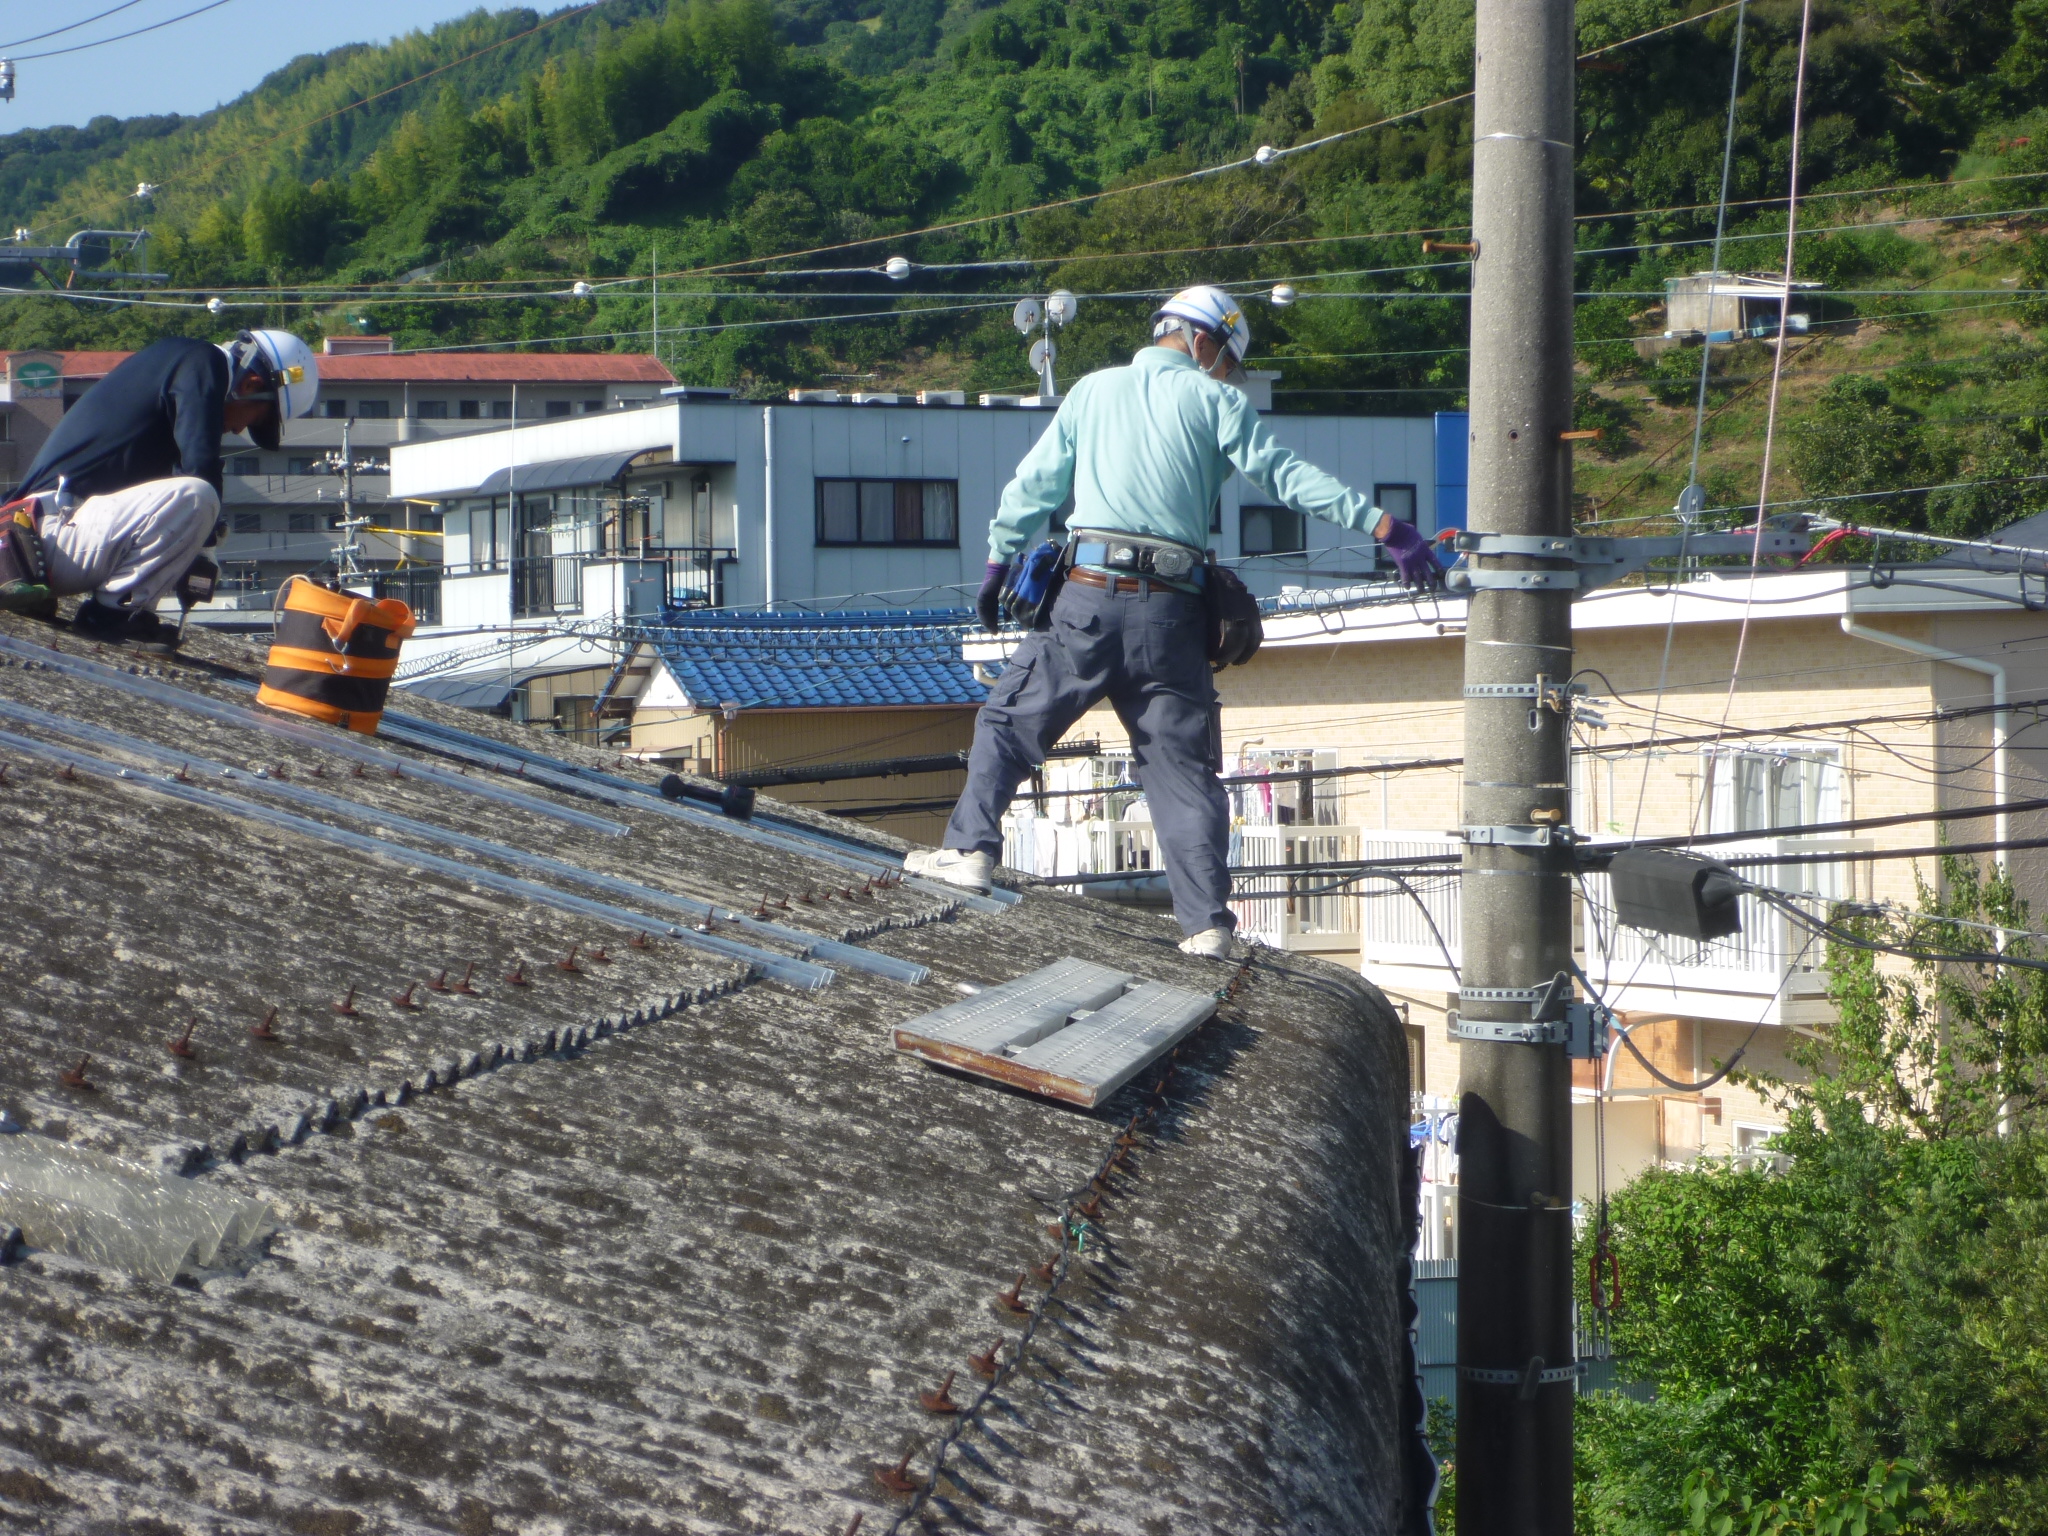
left=1445, top=526, right=1814, bottom=597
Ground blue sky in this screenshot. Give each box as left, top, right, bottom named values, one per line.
left=2, top=1, right=505, bottom=131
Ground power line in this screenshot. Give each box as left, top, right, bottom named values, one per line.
left=0, top=0, right=149, bottom=51
left=14, top=0, right=236, bottom=61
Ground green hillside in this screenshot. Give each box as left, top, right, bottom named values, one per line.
left=6, top=0, right=2048, bottom=534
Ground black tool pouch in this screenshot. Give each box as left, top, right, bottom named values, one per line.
left=1204, top=562, right=1264, bottom=670
left=0, top=498, right=47, bottom=589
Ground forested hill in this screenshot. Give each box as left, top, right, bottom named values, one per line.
left=9, top=0, right=2048, bottom=532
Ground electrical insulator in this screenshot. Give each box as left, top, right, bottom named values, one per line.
left=1254, top=144, right=1278, bottom=166
left=571, top=281, right=592, bottom=298
left=0, top=62, right=15, bottom=104
left=1270, top=284, right=1297, bottom=308
left=884, top=256, right=912, bottom=281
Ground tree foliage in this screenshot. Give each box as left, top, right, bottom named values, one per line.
left=1573, top=860, right=2048, bottom=1536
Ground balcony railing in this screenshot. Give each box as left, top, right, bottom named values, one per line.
left=507, top=546, right=732, bottom=619
left=999, top=811, right=1366, bottom=953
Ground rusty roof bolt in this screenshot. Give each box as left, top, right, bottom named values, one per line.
left=388, top=765, right=404, bottom=780
left=167, top=1015, right=198, bottom=1060
left=1076, top=1194, right=1103, bottom=1220
left=60, top=1054, right=94, bottom=1091
left=172, top=764, right=191, bottom=784
left=309, top=764, right=325, bottom=778
left=557, top=947, right=582, bottom=974
left=273, top=764, right=290, bottom=780
left=0, top=763, right=11, bottom=785
left=629, top=933, right=653, bottom=951
left=874, top=1450, right=919, bottom=1497
left=426, top=969, right=452, bottom=994
left=587, top=947, right=612, bottom=965
left=250, top=1008, right=280, bottom=1042
left=391, top=982, right=422, bottom=1010
left=754, top=895, right=774, bottom=918
left=773, top=894, right=791, bottom=910
left=796, top=887, right=816, bottom=905
left=1030, top=1258, right=1057, bottom=1285
left=506, top=963, right=530, bottom=988
left=351, top=764, right=366, bottom=778
left=919, top=1370, right=960, bottom=1415
left=58, top=764, right=77, bottom=783
left=968, top=1338, right=1002, bottom=1378
left=844, top=1514, right=864, bottom=1536
left=334, top=985, right=359, bottom=1017
left=995, top=1273, right=1031, bottom=1316
left=453, top=961, right=480, bottom=995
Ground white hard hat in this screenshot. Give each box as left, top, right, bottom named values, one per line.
left=218, top=328, right=320, bottom=449
left=1152, top=285, right=1251, bottom=381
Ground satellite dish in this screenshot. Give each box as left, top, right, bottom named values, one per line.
left=1029, top=337, right=1057, bottom=371
left=1012, top=298, right=1043, bottom=335
left=1676, top=483, right=1707, bottom=517
left=1046, top=290, right=1078, bottom=325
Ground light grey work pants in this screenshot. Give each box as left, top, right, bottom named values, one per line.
left=945, top=576, right=1233, bottom=937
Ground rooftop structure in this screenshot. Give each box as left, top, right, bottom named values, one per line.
left=0, top=610, right=1425, bottom=1533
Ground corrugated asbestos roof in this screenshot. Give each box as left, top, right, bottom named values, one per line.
left=0, top=609, right=1425, bottom=1536
left=641, top=608, right=990, bottom=711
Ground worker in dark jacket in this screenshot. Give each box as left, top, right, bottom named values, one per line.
left=11, top=329, right=319, bottom=649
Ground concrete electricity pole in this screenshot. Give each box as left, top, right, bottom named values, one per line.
left=1455, top=0, right=1578, bottom=1529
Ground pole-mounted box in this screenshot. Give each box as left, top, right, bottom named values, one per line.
left=1607, top=848, right=1744, bottom=941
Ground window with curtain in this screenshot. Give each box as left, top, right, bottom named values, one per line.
left=1706, top=749, right=1841, bottom=834
left=815, top=478, right=960, bottom=546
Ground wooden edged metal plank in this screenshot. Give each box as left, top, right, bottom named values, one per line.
left=1006, top=982, right=1216, bottom=1107
left=892, top=957, right=1131, bottom=1058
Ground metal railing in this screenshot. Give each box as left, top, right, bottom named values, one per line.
left=508, top=545, right=731, bottom=618
left=1230, top=825, right=1363, bottom=947
left=1354, top=831, right=1464, bottom=976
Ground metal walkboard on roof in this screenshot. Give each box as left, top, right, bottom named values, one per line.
left=893, top=959, right=1215, bottom=1107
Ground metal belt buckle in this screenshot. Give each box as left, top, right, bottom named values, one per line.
left=1151, top=546, right=1194, bottom=580
left=1107, top=543, right=1140, bottom=570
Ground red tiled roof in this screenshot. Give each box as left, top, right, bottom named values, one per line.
left=56, top=351, right=674, bottom=384
left=60, top=353, right=132, bottom=378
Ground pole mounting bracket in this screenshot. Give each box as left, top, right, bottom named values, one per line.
left=1462, top=823, right=1572, bottom=847
left=1444, top=525, right=1814, bottom=598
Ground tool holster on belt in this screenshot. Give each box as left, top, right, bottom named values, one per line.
left=0, top=495, right=54, bottom=617
left=1204, top=560, right=1263, bottom=670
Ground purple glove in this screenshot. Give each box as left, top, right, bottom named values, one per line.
left=1381, top=519, right=1444, bottom=590
left=977, top=560, right=1009, bottom=632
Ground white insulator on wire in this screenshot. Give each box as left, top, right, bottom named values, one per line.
left=884, top=256, right=912, bottom=281
left=1254, top=145, right=1279, bottom=167
left=206, top=297, right=224, bottom=315
left=1270, top=284, right=1297, bottom=308
left=571, top=281, right=593, bottom=298
left=134, top=182, right=157, bottom=199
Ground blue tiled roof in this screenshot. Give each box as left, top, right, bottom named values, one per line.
left=636, top=608, right=987, bottom=710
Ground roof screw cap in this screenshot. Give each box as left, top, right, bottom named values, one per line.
left=968, top=1338, right=1002, bottom=1378
left=874, top=1450, right=919, bottom=1497
left=919, top=1370, right=960, bottom=1414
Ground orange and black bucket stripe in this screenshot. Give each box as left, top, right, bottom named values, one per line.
left=257, top=576, right=416, bottom=735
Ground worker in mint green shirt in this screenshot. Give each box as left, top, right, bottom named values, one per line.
left=906, top=285, right=1444, bottom=958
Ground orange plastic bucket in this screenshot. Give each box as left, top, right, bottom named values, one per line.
left=257, top=576, right=416, bottom=735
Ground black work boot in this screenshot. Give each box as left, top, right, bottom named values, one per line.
left=73, top=599, right=180, bottom=655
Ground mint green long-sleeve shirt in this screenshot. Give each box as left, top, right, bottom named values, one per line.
left=985, top=345, right=1383, bottom=560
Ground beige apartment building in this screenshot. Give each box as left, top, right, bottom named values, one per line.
left=976, top=566, right=2047, bottom=1234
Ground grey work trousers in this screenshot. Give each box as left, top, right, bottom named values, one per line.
left=945, top=577, right=1233, bottom=937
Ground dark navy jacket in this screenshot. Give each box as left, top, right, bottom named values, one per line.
left=21, top=337, right=229, bottom=499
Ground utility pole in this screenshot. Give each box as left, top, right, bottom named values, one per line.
left=1455, top=0, right=1578, bottom=1529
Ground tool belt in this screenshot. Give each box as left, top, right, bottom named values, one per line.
left=0, top=496, right=52, bottom=616
left=1068, top=532, right=1208, bottom=588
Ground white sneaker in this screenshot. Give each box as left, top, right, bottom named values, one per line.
left=903, top=847, right=995, bottom=894
left=1178, top=927, right=1235, bottom=960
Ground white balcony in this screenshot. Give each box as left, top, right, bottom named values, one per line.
left=1579, top=836, right=1871, bottom=1026
left=999, top=812, right=1366, bottom=955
